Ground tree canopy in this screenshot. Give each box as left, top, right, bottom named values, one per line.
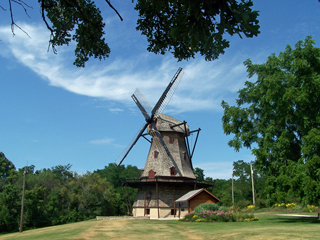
left=0, top=152, right=15, bottom=185
left=222, top=36, right=320, bottom=207
left=2, top=0, right=260, bottom=67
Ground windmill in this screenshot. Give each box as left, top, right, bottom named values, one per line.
left=117, top=68, right=210, bottom=218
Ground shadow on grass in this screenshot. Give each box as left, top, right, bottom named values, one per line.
left=267, top=216, right=320, bottom=224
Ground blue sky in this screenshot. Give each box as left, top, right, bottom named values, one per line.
left=1, top=1, right=320, bottom=179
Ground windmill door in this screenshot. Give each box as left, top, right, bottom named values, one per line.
left=148, top=170, right=155, bottom=182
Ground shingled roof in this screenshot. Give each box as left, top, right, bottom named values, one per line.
left=175, top=188, right=221, bottom=202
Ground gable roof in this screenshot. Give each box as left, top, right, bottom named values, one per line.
left=175, top=188, right=221, bottom=202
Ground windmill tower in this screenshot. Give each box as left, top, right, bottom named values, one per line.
left=116, top=68, right=211, bottom=218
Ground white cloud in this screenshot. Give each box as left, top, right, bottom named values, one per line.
left=0, top=23, right=250, bottom=113
left=109, top=108, right=124, bottom=113
left=89, top=138, right=114, bottom=145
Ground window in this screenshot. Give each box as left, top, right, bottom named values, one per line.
left=183, top=151, right=187, bottom=160
left=170, top=167, right=176, bottom=176
left=148, top=170, right=155, bottom=181
left=145, top=209, right=150, bottom=215
left=171, top=209, right=176, bottom=215
left=154, top=150, right=159, bottom=158
left=169, top=136, right=174, bottom=144
left=181, top=209, right=185, bottom=211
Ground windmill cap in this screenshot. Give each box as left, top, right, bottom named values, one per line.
left=147, top=113, right=190, bottom=135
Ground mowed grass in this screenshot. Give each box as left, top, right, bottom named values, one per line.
left=0, top=212, right=319, bottom=240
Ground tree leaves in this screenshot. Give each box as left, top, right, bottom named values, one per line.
left=222, top=36, right=320, bottom=206
left=135, top=0, right=259, bottom=62
left=5, top=0, right=260, bottom=66
left=39, top=0, right=111, bottom=67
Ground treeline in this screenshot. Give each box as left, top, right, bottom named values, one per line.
left=1, top=151, right=273, bottom=234
left=195, top=160, right=268, bottom=209
left=0, top=152, right=139, bottom=233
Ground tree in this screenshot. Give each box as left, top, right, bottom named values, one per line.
left=232, top=160, right=267, bottom=207
left=94, top=163, right=140, bottom=215
left=0, top=184, right=21, bottom=233
left=2, top=0, right=260, bottom=67
left=0, top=152, right=15, bottom=186
left=194, top=167, right=205, bottom=181
left=222, top=36, right=320, bottom=213
left=213, top=178, right=232, bottom=206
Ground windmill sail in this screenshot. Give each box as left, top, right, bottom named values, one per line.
left=151, top=67, right=183, bottom=116
left=115, top=68, right=184, bottom=166
left=115, top=122, right=148, bottom=166
left=133, top=89, right=152, bottom=118
left=132, top=93, right=151, bottom=122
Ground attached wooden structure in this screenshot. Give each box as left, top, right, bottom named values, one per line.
left=175, top=188, right=220, bottom=217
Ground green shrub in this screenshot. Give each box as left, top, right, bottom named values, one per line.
left=218, top=206, right=229, bottom=212
left=235, top=200, right=251, bottom=210
left=183, top=212, right=196, bottom=220
left=256, top=208, right=271, bottom=212
left=292, top=205, right=303, bottom=211
left=255, top=198, right=267, bottom=209
left=303, top=205, right=316, bottom=212
left=234, top=212, right=255, bottom=222
left=194, top=203, right=219, bottom=215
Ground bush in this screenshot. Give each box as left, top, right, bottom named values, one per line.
left=292, top=205, right=303, bottom=211
left=183, top=212, right=196, bottom=220
left=235, top=200, right=251, bottom=210
left=273, top=203, right=286, bottom=209
left=247, top=205, right=255, bottom=212
left=255, top=198, right=267, bottom=209
left=198, top=210, right=235, bottom=222
left=194, top=203, right=219, bottom=215
left=233, top=212, right=255, bottom=222
left=273, top=203, right=298, bottom=210
left=244, top=217, right=259, bottom=222
left=218, top=206, right=229, bottom=212
left=182, top=210, right=258, bottom=222
left=303, top=205, right=316, bottom=212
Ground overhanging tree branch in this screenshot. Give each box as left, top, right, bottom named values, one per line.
left=105, top=0, right=123, bottom=21
left=8, top=0, right=31, bottom=38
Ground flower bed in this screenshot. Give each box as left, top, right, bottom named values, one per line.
left=181, top=210, right=258, bottom=222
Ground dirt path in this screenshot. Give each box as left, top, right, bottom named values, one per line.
left=74, top=219, right=204, bottom=240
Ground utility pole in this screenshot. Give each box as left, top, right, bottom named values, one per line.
left=232, top=171, right=234, bottom=209
left=19, top=166, right=27, bottom=233
left=250, top=164, right=255, bottom=206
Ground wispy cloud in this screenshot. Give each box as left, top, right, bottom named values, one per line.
left=0, top=23, right=251, bottom=113
left=109, top=108, right=124, bottom=113
left=89, top=138, right=114, bottom=145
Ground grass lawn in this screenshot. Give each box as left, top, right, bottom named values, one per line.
left=0, top=212, right=319, bottom=240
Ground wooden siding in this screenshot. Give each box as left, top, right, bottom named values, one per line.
left=189, top=191, right=218, bottom=212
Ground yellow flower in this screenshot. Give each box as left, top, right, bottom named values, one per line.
left=195, top=218, right=205, bottom=222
